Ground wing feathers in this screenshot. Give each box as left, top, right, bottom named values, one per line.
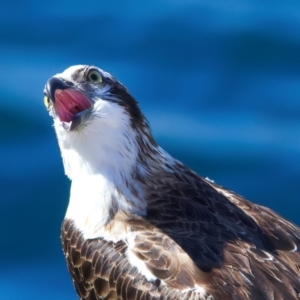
left=61, top=167, right=300, bottom=299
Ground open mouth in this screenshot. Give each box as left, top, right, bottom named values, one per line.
left=53, top=89, right=92, bottom=130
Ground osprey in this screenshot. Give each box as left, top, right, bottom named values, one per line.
left=44, top=65, right=300, bottom=300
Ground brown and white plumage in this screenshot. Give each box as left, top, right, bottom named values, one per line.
left=44, top=65, right=300, bottom=300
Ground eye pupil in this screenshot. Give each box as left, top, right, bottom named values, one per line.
left=90, top=73, right=98, bottom=81
left=88, top=70, right=102, bottom=83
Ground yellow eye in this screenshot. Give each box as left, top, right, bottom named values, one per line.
left=87, top=70, right=102, bottom=83
left=43, top=96, right=50, bottom=108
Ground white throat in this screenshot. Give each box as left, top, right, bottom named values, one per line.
left=55, top=100, right=147, bottom=239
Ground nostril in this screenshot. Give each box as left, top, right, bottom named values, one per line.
left=64, top=80, right=75, bottom=86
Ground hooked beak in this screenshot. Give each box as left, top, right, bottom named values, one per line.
left=45, top=77, right=92, bottom=131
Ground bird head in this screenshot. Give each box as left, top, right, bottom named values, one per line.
left=43, top=65, right=156, bottom=179
left=43, top=65, right=146, bottom=132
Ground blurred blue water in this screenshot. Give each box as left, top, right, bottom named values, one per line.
left=1, top=1, right=300, bottom=299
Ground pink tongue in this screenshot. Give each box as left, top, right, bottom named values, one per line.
left=54, top=89, right=91, bottom=123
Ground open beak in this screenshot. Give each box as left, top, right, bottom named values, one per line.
left=45, top=77, right=92, bottom=131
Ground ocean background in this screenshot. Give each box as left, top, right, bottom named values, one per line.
left=1, top=0, right=300, bottom=299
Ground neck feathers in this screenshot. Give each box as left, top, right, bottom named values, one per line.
left=55, top=100, right=162, bottom=239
